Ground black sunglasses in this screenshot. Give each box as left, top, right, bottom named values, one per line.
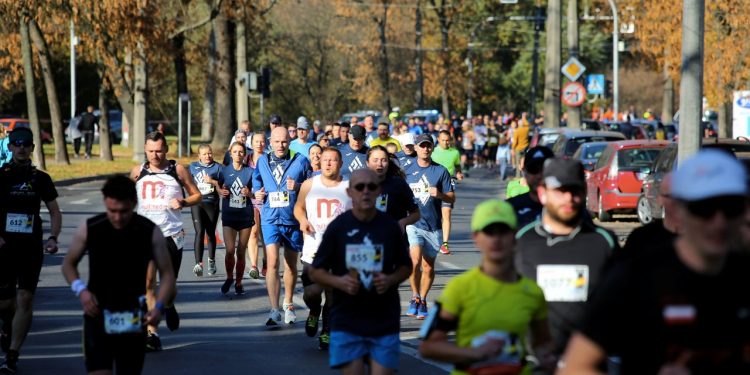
left=353, top=182, right=379, bottom=192
left=685, top=196, right=746, bottom=219
left=481, top=223, right=513, bottom=236
left=11, top=140, right=33, bottom=147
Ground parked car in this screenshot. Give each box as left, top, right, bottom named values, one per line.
left=586, top=140, right=669, bottom=222
left=339, top=110, right=381, bottom=126
left=0, top=118, right=53, bottom=144
left=580, top=120, right=603, bottom=131
left=550, top=129, right=626, bottom=158
left=529, top=127, right=563, bottom=149
left=636, top=138, right=750, bottom=224
left=402, top=109, right=440, bottom=125
left=572, top=141, right=609, bottom=172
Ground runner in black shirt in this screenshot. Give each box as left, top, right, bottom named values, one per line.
left=366, top=145, right=420, bottom=231
left=506, top=146, right=554, bottom=228
left=620, top=173, right=677, bottom=262
left=309, top=169, right=412, bottom=374
left=560, top=150, right=750, bottom=375
left=62, top=176, right=175, bottom=374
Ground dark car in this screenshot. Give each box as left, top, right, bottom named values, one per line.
left=637, top=138, right=750, bottom=224
left=529, top=127, right=565, bottom=149
left=550, top=129, right=626, bottom=158
left=572, top=141, right=609, bottom=172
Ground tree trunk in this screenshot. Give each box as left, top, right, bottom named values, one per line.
left=29, top=19, right=69, bottom=164
left=544, top=0, right=562, bottom=128
left=718, top=100, right=731, bottom=139
left=123, top=48, right=134, bottom=148
left=662, top=61, right=674, bottom=123
left=20, top=17, right=45, bottom=170
left=414, top=0, right=424, bottom=109
left=173, top=32, right=190, bottom=156
left=235, top=14, right=249, bottom=129
left=98, top=74, right=113, bottom=161
left=132, top=39, right=148, bottom=162
left=202, top=28, right=217, bottom=141
left=211, top=12, right=233, bottom=152
left=377, top=1, right=391, bottom=112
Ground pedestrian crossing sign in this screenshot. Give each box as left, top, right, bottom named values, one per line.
left=586, top=74, right=605, bottom=95
left=562, top=57, right=586, bottom=81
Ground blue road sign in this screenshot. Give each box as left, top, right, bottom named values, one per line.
left=586, top=74, right=605, bottom=95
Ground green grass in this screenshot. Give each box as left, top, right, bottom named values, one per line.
left=40, top=137, right=199, bottom=181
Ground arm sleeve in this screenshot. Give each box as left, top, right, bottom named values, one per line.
left=438, top=277, right=463, bottom=317
left=39, top=173, right=59, bottom=202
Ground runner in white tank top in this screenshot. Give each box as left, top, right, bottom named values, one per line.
left=300, top=175, right=351, bottom=263
left=136, top=162, right=185, bottom=238
left=293, top=147, right=350, bottom=349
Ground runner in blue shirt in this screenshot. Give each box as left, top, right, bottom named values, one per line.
left=217, top=142, right=255, bottom=296
left=289, top=116, right=316, bottom=158
left=394, top=133, right=417, bottom=170
left=188, top=145, right=224, bottom=277
left=252, top=127, right=312, bottom=327
left=339, top=125, right=369, bottom=179
left=403, top=134, right=455, bottom=320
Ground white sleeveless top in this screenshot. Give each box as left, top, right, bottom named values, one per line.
left=301, top=175, right=352, bottom=264
left=136, top=165, right=185, bottom=237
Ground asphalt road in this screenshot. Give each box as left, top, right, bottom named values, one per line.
left=20, top=166, right=639, bottom=374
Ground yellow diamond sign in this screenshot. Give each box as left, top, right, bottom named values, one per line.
left=562, top=57, right=586, bottom=81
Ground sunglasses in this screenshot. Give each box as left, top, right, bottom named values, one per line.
left=353, top=182, right=379, bottom=192
left=11, top=140, right=33, bottom=147
left=481, top=223, right=513, bottom=236
left=685, top=197, right=746, bottom=219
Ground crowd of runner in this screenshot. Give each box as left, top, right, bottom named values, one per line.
left=0, top=112, right=749, bottom=375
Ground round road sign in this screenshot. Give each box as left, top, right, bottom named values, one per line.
left=561, top=82, right=586, bottom=107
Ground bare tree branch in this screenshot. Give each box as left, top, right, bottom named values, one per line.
left=168, top=0, right=224, bottom=39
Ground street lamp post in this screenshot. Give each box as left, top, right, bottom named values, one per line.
left=607, top=0, right=619, bottom=121
left=70, top=20, right=77, bottom=119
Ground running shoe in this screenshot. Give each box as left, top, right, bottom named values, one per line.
left=145, top=332, right=163, bottom=352
left=266, top=309, right=282, bottom=327
left=221, top=279, right=233, bottom=295
left=283, top=303, right=297, bottom=324
left=318, top=332, right=330, bottom=351
left=248, top=266, right=260, bottom=279
left=305, top=315, right=319, bottom=337
left=0, top=350, right=18, bottom=374
left=406, top=297, right=421, bottom=317
left=193, top=263, right=203, bottom=277
left=235, top=283, right=245, bottom=295
left=417, top=301, right=429, bottom=320
left=261, top=261, right=267, bottom=278
left=207, top=258, right=217, bottom=276
left=439, top=242, right=451, bottom=255
left=165, top=305, right=180, bottom=331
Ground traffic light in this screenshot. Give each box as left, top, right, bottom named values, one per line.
left=605, top=79, right=613, bottom=99
left=260, top=67, right=272, bottom=99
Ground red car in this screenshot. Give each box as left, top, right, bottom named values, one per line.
left=586, top=140, right=669, bottom=221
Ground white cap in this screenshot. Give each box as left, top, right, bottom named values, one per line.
left=671, top=149, right=747, bottom=201
left=398, top=133, right=416, bottom=146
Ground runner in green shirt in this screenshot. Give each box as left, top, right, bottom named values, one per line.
left=430, top=130, right=463, bottom=256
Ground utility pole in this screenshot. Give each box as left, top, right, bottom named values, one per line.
left=70, top=21, right=77, bottom=119
left=544, top=0, right=561, bottom=128
left=566, top=0, right=581, bottom=128
left=530, top=6, right=544, bottom=119
left=607, top=0, right=619, bottom=122
left=415, top=0, right=425, bottom=109
left=678, top=0, right=704, bottom=162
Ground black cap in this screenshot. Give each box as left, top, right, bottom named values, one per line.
left=9, top=126, right=33, bottom=143
left=416, top=134, right=434, bottom=146
left=350, top=125, right=366, bottom=140
left=269, top=114, right=282, bottom=124
left=523, top=146, right=554, bottom=174
left=542, top=158, right=585, bottom=189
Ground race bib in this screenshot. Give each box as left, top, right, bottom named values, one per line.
left=103, top=309, right=142, bottom=334
left=409, top=179, right=431, bottom=205
left=6, top=213, right=33, bottom=234
left=375, top=194, right=388, bottom=212
left=229, top=194, right=247, bottom=208
left=269, top=191, right=290, bottom=208
left=172, top=231, right=186, bottom=249
left=536, top=265, right=589, bottom=302
left=345, top=241, right=384, bottom=290
left=198, top=182, right=214, bottom=195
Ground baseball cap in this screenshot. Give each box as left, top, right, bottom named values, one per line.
left=416, top=134, right=434, bottom=146
left=471, top=199, right=517, bottom=232
left=350, top=125, right=366, bottom=140
left=399, top=133, right=416, bottom=147
left=297, top=116, right=310, bottom=130
left=542, top=158, right=585, bottom=189
left=671, top=149, right=747, bottom=201
left=523, top=146, right=555, bottom=174
left=9, top=127, right=33, bottom=143
left=269, top=114, right=282, bottom=124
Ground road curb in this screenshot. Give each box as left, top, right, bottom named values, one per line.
left=55, top=172, right=128, bottom=187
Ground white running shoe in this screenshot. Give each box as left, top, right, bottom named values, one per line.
left=283, top=303, right=297, bottom=324
left=193, top=263, right=203, bottom=277
left=207, top=258, right=217, bottom=275
left=266, top=309, right=282, bottom=327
